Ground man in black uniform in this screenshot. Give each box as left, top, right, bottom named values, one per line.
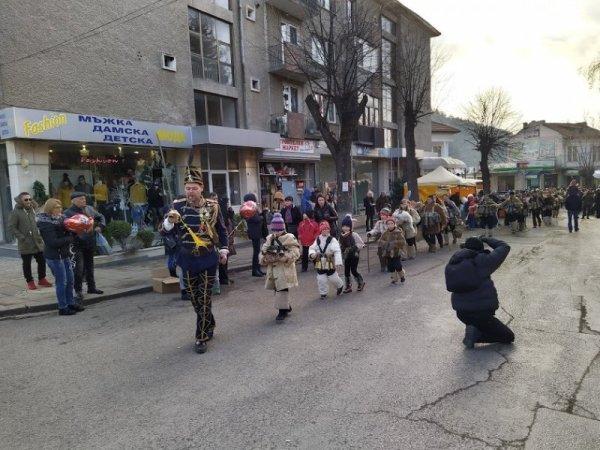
left=161, top=167, right=228, bottom=354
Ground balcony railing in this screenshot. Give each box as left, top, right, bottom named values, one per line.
left=270, top=113, right=322, bottom=140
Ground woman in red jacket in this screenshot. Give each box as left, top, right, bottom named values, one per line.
left=297, top=211, right=320, bottom=272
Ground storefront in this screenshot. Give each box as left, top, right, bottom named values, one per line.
left=260, top=138, right=319, bottom=210
left=0, top=107, right=191, bottom=239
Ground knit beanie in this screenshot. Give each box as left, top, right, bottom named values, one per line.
left=270, top=212, right=285, bottom=232
left=380, top=207, right=391, bottom=217
left=384, top=216, right=396, bottom=225
left=341, top=214, right=353, bottom=229
left=319, top=221, right=331, bottom=232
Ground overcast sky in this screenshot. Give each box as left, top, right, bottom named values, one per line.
left=400, top=0, right=600, bottom=125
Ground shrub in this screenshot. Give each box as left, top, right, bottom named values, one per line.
left=105, top=220, right=132, bottom=251
left=135, top=229, right=155, bottom=248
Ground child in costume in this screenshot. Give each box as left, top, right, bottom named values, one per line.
left=339, top=214, right=365, bottom=293
left=259, top=213, right=301, bottom=321
left=308, top=221, right=344, bottom=299
left=378, top=216, right=407, bottom=284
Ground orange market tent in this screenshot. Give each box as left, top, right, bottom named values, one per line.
left=408, top=166, right=477, bottom=200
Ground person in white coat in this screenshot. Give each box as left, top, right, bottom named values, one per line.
left=309, top=221, right=344, bottom=299
left=393, top=207, right=417, bottom=259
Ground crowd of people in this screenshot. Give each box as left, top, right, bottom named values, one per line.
left=10, top=172, right=594, bottom=353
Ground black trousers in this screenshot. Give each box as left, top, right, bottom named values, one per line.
left=456, top=310, right=514, bottom=344
left=365, top=213, right=374, bottom=231
left=344, top=255, right=360, bottom=278
left=73, top=247, right=96, bottom=293
left=301, top=246, right=310, bottom=271
left=531, top=208, right=542, bottom=227
left=183, top=265, right=217, bottom=341
left=21, top=252, right=46, bottom=282
left=251, top=238, right=261, bottom=273
left=387, top=256, right=403, bottom=272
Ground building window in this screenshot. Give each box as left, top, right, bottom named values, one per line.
left=311, top=36, right=325, bottom=65
left=358, top=38, right=377, bottom=72
left=567, top=145, right=578, bottom=162
left=281, top=23, right=298, bottom=45
left=318, top=0, right=330, bottom=10
left=382, top=85, right=394, bottom=123
left=194, top=91, right=237, bottom=127
left=283, top=85, right=299, bottom=113
left=245, top=5, right=256, bottom=21
left=359, top=94, right=380, bottom=127
left=432, top=144, right=442, bottom=156
left=250, top=78, right=260, bottom=92
left=210, top=0, right=230, bottom=10
left=189, top=8, right=234, bottom=86
left=346, top=0, right=353, bottom=18
left=381, top=16, right=396, bottom=35
left=384, top=128, right=397, bottom=148
left=381, top=39, right=395, bottom=78
left=200, top=147, right=241, bottom=205
left=313, top=93, right=337, bottom=123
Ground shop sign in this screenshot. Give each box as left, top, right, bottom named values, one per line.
left=80, top=156, right=121, bottom=164
left=277, top=138, right=314, bottom=153
left=0, top=107, right=192, bottom=147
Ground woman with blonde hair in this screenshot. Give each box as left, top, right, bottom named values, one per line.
left=36, top=198, right=83, bottom=316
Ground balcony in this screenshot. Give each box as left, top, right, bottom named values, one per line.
left=266, top=0, right=318, bottom=19
left=268, top=44, right=310, bottom=83
left=270, top=113, right=323, bottom=140
left=354, top=125, right=384, bottom=147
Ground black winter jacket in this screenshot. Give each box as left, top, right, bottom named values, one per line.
left=564, top=191, right=582, bottom=212
left=64, top=204, right=105, bottom=249
left=36, top=214, right=74, bottom=260
left=445, top=238, right=510, bottom=312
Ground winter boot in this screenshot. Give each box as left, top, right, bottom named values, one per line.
left=169, top=268, right=177, bottom=278
left=407, top=246, right=416, bottom=259
left=343, top=277, right=352, bottom=293
left=356, top=274, right=365, bottom=292
left=399, top=269, right=406, bottom=283
left=443, top=233, right=449, bottom=247
left=511, top=221, right=519, bottom=234
left=391, top=271, right=399, bottom=284
left=275, top=291, right=291, bottom=320
left=463, top=325, right=482, bottom=349
left=276, top=309, right=288, bottom=321
left=428, top=243, right=436, bottom=253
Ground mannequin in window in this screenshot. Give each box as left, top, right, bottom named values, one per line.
left=74, top=175, right=93, bottom=203
left=56, top=173, right=74, bottom=207
left=94, top=178, right=108, bottom=217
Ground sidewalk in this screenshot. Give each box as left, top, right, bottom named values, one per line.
left=0, top=215, right=373, bottom=318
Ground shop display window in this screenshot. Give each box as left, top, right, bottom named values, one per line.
left=48, top=143, right=177, bottom=232
left=259, top=162, right=314, bottom=210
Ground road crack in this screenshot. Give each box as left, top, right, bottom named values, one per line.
left=565, top=348, right=600, bottom=420
left=578, top=296, right=600, bottom=335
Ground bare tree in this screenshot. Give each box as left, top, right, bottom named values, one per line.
left=279, top=1, right=381, bottom=214
left=584, top=55, right=600, bottom=91
left=564, top=134, right=600, bottom=188
left=463, top=87, right=521, bottom=193
left=395, top=30, right=435, bottom=201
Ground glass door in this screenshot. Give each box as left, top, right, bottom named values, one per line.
left=210, top=172, right=229, bottom=201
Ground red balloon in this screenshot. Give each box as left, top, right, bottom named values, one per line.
left=63, top=214, right=94, bottom=234
left=240, top=200, right=258, bottom=219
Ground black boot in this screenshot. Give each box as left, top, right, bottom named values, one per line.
left=169, top=268, right=177, bottom=278
left=343, top=277, right=352, bottom=293
left=276, top=309, right=288, bottom=321
left=181, top=289, right=190, bottom=301
left=356, top=275, right=365, bottom=291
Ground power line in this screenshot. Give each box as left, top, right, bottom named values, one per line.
left=0, top=0, right=179, bottom=68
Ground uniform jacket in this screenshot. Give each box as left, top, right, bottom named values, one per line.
left=445, top=238, right=510, bottom=312
left=259, top=232, right=300, bottom=291
left=36, top=213, right=74, bottom=260
left=63, top=204, right=106, bottom=250
left=377, top=227, right=407, bottom=258
left=8, top=198, right=44, bottom=255
left=161, top=197, right=228, bottom=273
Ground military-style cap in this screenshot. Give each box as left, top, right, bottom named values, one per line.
left=184, top=166, right=203, bottom=185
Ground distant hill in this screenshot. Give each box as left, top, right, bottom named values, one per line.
left=432, top=111, right=481, bottom=172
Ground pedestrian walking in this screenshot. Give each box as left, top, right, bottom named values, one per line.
left=160, top=166, right=229, bottom=354
left=378, top=216, right=407, bottom=284
left=564, top=180, right=582, bottom=233
left=298, top=211, right=320, bottom=272
left=393, top=202, right=418, bottom=259
left=243, top=193, right=265, bottom=277
left=421, top=195, right=447, bottom=253
left=339, top=215, right=365, bottom=293
left=309, top=221, right=344, bottom=299
left=445, top=236, right=514, bottom=348
left=259, top=213, right=301, bottom=321
left=280, top=195, right=302, bottom=237
left=314, top=194, right=339, bottom=238
left=64, top=192, right=106, bottom=301
left=363, top=190, right=376, bottom=231
left=367, top=207, right=392, bottom=271
left=498, top=191, right=523, bottom=234
left=8, top=192, right=52, bottom=290
left=36, top=199, right=84, bottom=316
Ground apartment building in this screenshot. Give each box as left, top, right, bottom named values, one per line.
left=0, top=0, right=438, bottom=242
left=490, top=121, right=600, bottom=191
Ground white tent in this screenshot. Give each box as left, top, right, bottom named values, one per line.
left=417, top=166, right=465, bottom=185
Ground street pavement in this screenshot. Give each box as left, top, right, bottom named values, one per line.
left=1, top=213, right=600, bottom=449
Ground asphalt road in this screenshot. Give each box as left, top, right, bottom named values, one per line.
left=1, top=219, right=600, bottom=449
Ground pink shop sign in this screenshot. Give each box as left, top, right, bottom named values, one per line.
left=278, top=138, right=315, bottom=153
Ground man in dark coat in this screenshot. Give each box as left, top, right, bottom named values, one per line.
left=64, top=191, right=106, bottom=301
left=243, top=193, right=265, bottom=277
left=564, top=180, right=582, bottom=233
left=280, top=195, right=302, bottom=237
left=445, top=236, right=513, bottom=348
left=363, top=190, right=375, bottom=231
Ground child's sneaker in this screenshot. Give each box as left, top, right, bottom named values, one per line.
left=320, top=294, right=327, bottom=299
left=336, top=286, right=344, bottom=296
